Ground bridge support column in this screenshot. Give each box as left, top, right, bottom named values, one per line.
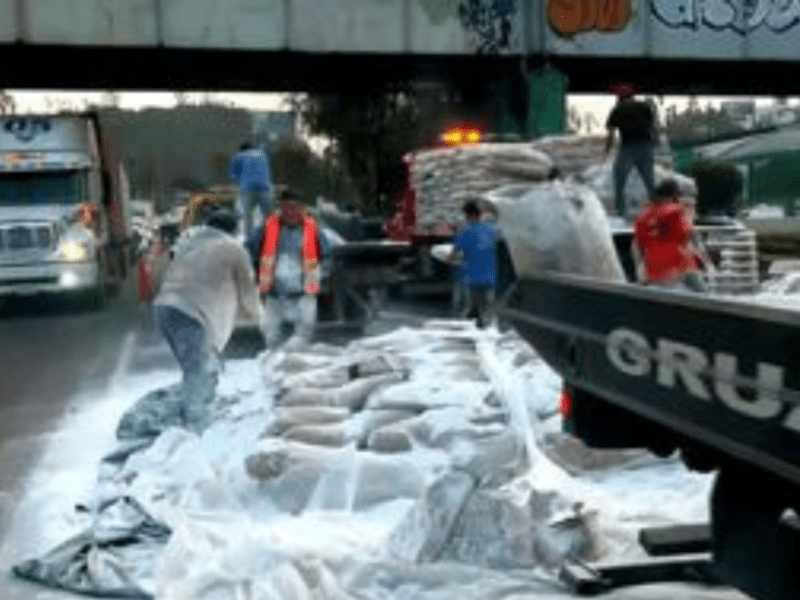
left=485, top=66, right=568, bottom=139
left=526, top=66, right=568, bottom=138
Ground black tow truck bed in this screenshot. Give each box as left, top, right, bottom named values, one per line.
left=498, top=273, right=800, bottom=600
left=498, top=272, right=800, bottom=488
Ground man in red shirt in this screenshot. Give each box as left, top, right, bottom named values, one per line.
left=633, top=180, right=708, bottom=292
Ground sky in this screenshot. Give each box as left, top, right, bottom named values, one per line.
left=5, top=90, right=797, bottom=136
left=6, top=90, right=291, bottom=114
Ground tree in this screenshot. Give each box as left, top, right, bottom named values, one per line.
left=270, top=136, right=359, bottom=208
left=664, top=102, right=744, bottom=145
left=0, top=91, right=14, bottom=115
left=292, top=84, right=460, bottom=215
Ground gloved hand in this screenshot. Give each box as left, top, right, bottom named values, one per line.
left=260, top=295, right=281, bottom=349
left=295, top=294, right=318, bottom=344
left=257, top=302, right=268, bottom=333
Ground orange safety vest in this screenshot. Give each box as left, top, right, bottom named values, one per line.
left=76, top=202, right=98, bottom=229
left=258, top=213, right=321, bottom=295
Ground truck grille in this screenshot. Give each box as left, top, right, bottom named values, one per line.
left=0, top=225, right=53, bottom=251
left=0, top=276, right=59, bottom=286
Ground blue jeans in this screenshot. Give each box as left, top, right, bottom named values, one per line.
left=238, top=186, right=272, bottom=239
left=156, top=305, right=218, bottom=433
left=467, top=284, right=494, bottom=329
left=614, top=142, right=655, bottom=216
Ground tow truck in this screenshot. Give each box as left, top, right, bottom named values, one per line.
left=497, top=225, right=800, bottom=600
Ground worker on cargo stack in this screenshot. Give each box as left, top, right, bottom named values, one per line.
left=633, top=180, right=709, bottom=293
left=447, top=200, right=497, bottom=328
left=604, top=83, right=658, bottom=218
left=154, top=207, right=263, bottom=434
left=258, top=189, right=324, bottom=350
left=229, top=142, right=273, bottom=242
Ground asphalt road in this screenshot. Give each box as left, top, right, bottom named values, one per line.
left=0, top=277, right=148, bottom=599
left=0, top=276, right=456, bottom=599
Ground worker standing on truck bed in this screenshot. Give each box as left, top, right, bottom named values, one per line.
left=448, top=200, right=498, bottom=328
left=154, top=206, right=263, bottom=434
left=605, top=83, right=657, bottom=217
left=258, top=189, right=325, bottom=349
left=229, top=142, right=273, bottom=242
left=633, top=180, right=709, bottom=293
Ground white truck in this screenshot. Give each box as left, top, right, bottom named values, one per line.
left=0, top=112, right=131, bottom=306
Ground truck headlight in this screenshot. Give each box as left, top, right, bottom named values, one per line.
left=59, top=240, right=89, bottom=261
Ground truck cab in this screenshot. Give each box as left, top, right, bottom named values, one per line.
left=0, top=114, right=130, bottom=305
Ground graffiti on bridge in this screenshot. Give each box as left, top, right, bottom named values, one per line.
left=652, top=0, right=800, bottom=34
left=457, top=0, right=518, bottom=53
left=547, top=0, right=632, bottom=36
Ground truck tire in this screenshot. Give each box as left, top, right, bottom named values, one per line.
left=711, top=465, right=800, bottom=600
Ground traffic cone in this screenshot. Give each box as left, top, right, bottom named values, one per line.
left=137, top=254, right=153, bottom=304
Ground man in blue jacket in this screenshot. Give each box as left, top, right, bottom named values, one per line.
left=229, top=142, right=273, bottom=241
left=448, top=200, right=497, bottom=329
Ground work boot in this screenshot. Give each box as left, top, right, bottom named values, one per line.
left=180, top=371, right=216, bottom=434
left=181, top=401, right=210, bottom=435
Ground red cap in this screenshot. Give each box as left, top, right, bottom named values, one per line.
left=612, top=83, right=636, bottom=99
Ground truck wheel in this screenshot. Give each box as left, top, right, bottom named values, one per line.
left=679, top=442, right=719, bottom=473
left=711, top=465, right=800, bottom=600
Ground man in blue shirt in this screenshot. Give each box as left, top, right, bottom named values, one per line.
left=449, top=200, right=497, bottom=329
left=229, top=142, right=273, bottom=241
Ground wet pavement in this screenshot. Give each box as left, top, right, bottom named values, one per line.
left=0, top=278, right=144, bottom=599
left=0, top=281, right=456, bottom=599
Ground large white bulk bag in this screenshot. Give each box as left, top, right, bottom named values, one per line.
left=574, top=162, right=697, bottom=216
left=485, top=181, right=626, bottom=282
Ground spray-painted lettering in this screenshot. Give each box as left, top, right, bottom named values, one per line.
left=606, top=327, right=800, bottom=435
left=458, top=0, right=518, bottom=53
left=652, top=0, right=800, bottom=33
left=547, top=0, right=632, bottom=36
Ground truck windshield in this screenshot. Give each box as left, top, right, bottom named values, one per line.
left=0, top=171, right=81, bottom=205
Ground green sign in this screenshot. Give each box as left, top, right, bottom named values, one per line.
left=527, top=68, right=567, bottom=137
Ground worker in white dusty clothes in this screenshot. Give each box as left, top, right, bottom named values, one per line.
left=258, top=189, right=325, bottom=350
left=154, top=206, right=263, bottom=434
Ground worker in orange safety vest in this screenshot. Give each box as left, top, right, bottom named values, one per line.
left=74, top=202, right=99, bottom=230
left=258, top=189, right=323, bottom=349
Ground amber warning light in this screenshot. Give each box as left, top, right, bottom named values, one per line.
left=440, top=127, right=482, bottom=147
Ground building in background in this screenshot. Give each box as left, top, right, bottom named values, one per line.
left=252, top=111, right=295, bottom=154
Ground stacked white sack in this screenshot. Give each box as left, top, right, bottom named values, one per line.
left=244, top=322, right=602, bottom=570
left=573, top=162, right=698, bottom=217
left=408, top=144, right=554, bottom=231
left=531, top=133, right=673, bottom=178
left=529, top=134, right=608, bottom=177
left=485, top=181, right=627, bottom=282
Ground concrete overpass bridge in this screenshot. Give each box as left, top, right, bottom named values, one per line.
left=1, top=0, right=799, bottom=94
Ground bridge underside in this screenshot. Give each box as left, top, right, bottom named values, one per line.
left=0, top=44, right=793, bottom=96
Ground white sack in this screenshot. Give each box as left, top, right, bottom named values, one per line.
left=388, top=470, right=477, bottom=563
left=431, top=243, right=457, bottom=264
left=245, top=440, right=433, bottom=511
left=278, top=372, right=406, bottom=411
left=366, top=427, right=414, bottom=453
left=575, top=162, right=698, bottom=216
left=112, top=428, right=243, bottom=528
left=262, top=406, right=352, bottom=437
left=485, top=181, right=626, bottom=282
left=277, top=355, right=406, bottom=391
left=282, top=422, right=359, bottom=447
left=440, top=486, right=603, bottom=571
